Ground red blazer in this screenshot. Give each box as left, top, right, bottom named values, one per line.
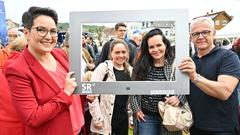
left=0, top=71, right=25, bottom=135
left=4, top=46, right=74, bottom=135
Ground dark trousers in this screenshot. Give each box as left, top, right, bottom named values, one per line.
left=190, top=126, right=236, bottom=135
left=237, top=106, right=240, bottom=135
left=79, top=110, right=92, bottom=135
left=111, top=113, right=128, bottom=135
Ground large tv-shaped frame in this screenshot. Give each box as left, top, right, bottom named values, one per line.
left=69, top=9, right=189, bottom=95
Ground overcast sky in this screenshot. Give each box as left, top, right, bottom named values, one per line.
left=2, top=0, right=240, bottom=23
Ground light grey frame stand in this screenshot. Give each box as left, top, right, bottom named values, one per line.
left=69, top=9, right=189, bottom=95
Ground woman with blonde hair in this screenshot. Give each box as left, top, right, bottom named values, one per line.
left=87, top=39, right=132, bottom=135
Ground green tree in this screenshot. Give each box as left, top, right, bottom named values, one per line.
left=83, top=25, right=105, bottom=43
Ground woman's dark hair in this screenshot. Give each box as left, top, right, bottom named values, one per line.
left=22, top=6, right=58, bottom=29
left=132, top=28, right=173, bottom=80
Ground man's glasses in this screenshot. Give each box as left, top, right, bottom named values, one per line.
left=191, top=30, right=211, bottom=38
left=31, top=26, right=58, bottom=37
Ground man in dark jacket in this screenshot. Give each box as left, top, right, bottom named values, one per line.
left=95, top=22, right=136, bottom=66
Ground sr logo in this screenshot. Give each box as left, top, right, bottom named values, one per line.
left=81, top=83, right=95, bottom=93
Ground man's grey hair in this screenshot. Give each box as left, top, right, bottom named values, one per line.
left=190, top=17, right=215, bottom=32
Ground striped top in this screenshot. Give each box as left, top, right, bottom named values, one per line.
left=130, top=60, right=187, bottom=115
left=141, top=66, right=166, bottom=115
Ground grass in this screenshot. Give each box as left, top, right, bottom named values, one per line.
left=128, top=128, right=190, bottom=135
left=128, top=128, right=133, bottom=135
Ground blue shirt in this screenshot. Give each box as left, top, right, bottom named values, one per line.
left=189, top=46, right=240, bottom=131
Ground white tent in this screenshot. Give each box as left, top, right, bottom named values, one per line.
left=216, top=17, right=240, bottom=38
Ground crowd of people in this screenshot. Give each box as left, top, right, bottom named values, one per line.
left=0, top=6, right=240, bottom=135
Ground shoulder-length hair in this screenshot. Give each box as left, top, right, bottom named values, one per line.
left=133, top=28, right=174, bottom=80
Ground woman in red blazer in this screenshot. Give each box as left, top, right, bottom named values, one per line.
left=4, top=6, right=84, bottom=135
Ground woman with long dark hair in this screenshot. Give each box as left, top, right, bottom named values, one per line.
left=130, top=28, right=185, bottom=135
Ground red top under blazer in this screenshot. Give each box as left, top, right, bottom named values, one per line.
left=4, top=46, right=74, bottom=135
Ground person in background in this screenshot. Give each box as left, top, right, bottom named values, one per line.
left=5, top=27, right=20, bottom=50
left=87, top=36, right=99, bottom=56
left=81, top=34, right=96, bottom=76
left=129, top=29, right=143, bottom=65
left=82, top=43, right=95, bottom=72
left=0, top=27, right=20, bottom=68
left=80, top=47, right=95, bottom=135
left=0, top=36, right=27, bottom=135
left=3, top=6, right=84, bottom=135
left=2, top=36, right=27, bottom=71
left=10, top=36, right=27, bottom=52
left=60, top=32, right=95, bottom=79
left=231, top=37, right=240, bottom=59
left=130, top=28, right=185, bottom=135
left=87, top=39, right=132, bottom=135
left=60, top=32, right=93, bottom=135
left=129, top=29, right=142, bottom=48
left=7, top=27, right=19, bottom=45
left=179, top=17, right=240, bottom=135
left=79, top=70, right=94, bottom=135
left=96, top=22, right=136, bottom=66
left=61, top=32, right=69, bottom=55
left=82, top=34, right=96, bottom=61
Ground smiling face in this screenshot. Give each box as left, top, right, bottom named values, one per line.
left=190, top=20, right=215, bottom=53
left=148, top=35, right=166, bottom=63
left=25, top=15, right=58, bottom=55
left=110, top=42, right=129, bottom=68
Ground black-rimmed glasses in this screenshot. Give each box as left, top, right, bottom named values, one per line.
left=191, top=30, right=211, bottom=38
left=31, top=26, right=58, bottom=37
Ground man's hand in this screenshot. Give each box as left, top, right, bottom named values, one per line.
left=179, top=57, right=198, bottom=81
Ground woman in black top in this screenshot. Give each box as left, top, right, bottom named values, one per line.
left=87, top=39, right=132, bottom=135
